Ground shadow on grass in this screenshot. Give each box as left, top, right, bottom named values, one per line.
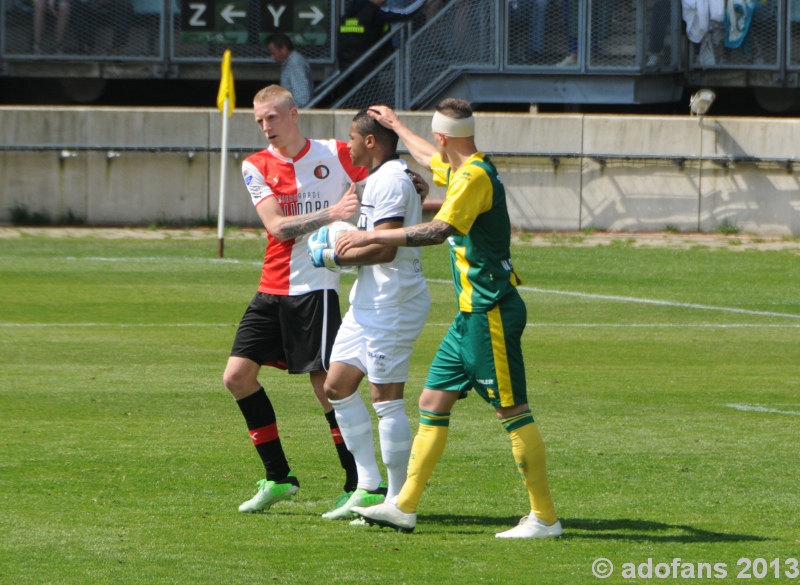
left=562, top=518, right=768, bottom=543
left=417, top=515, right=766, bottom=543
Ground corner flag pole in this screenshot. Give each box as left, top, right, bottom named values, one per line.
left=216, top=49, right=235, bottom=258
left=217, top=100, right=229, bottom=258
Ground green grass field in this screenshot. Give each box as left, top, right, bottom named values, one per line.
left=1, top=230, right=799, bottom=585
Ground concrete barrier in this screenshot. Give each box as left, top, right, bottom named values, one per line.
left=1, top=107, right=798, bottom=235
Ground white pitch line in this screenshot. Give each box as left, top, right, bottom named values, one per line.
left=520, top=287, right=800, bottom=320
left=9, top=259, right=799, bottom=321
left=725, top=404, right=800, bottom=416
left=63, top=256, right=262, bottom=266
left=427, top=279, right=800, bottom=321
left=3, top=261, right=798, bottom=321
left=2, top=322, right=799, bottom=329
left=0, top=323, right=234, bottom=328
left=522, top=323, right=800, bottom=328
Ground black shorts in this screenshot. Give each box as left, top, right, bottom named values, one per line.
left=230, top=290, right=342, bottom=374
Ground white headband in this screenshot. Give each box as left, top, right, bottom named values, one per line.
left=431, top=111, right=475, bottom=138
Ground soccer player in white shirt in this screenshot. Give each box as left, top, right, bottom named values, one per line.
left=310, top=108, right=431, bottom=520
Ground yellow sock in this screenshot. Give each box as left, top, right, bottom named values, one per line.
left=396, top=410, right=450, bottom=513
left=506, top=417, right=558, bottom=526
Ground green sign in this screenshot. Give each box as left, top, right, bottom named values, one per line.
left=180, top=0, right=330, bottom=46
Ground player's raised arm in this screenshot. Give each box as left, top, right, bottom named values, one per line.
left=368, top=106, right=437, bottom=170
left=257, top=183, right=359, bottom=242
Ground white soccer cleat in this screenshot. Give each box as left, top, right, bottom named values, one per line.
left=351, top=496, right=416, bottom=533
left=495, top=515, right=563, bottom=539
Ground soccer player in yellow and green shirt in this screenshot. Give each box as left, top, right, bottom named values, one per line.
left=335, top=100, right=562, bottom=538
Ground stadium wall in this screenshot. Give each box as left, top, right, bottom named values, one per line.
left=1, top=107, right=799, bottom=236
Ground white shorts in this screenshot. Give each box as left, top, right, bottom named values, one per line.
left=330, top=288, right=431, bottom=384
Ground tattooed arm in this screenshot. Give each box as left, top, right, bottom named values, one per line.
left=335, top=219, right=454, bottom=256
left=403, top=220, right=453, bottom=246
left=257, top=183, right=359, bottom=242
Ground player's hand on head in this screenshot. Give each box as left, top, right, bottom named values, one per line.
left=331, top=183, right=359, bottom=220
left=367, top=105, right=399, bottom=129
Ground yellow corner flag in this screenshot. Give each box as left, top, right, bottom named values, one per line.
left=217, top=49, right=235, bottom=117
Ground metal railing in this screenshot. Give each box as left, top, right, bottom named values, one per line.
left=305, top=23, right=406, bottom=109
left=3, top=0, right=800, bottom=105
left=0, top=0, right=335, bottom=64
left=308, top=0, right=685, bottom=110
left=6, top=142, right=800, bottom=173
left=1, top=0, right=168, bottom=61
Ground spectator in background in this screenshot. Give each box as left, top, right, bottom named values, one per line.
left=517, top=0, right=550, bottom=62
left=646, top=0, right=673, bottom=68
left=682, top=0, right=724, bottom=66
left=727, top=0, right=775, bottom=65
left=422, top=0, right=446, bottom=22
left=558, top=0, right=579, bottom=66
left=337, top=0, right=426, bottom=75
left=266, top=33, right=314, bottom=108
left=558, top=0, right=614, bottom=67
left=33, top=0, right=70, bottom=54
left=74, top=0, right=134, bottom=55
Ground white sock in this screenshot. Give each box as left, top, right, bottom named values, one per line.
left=329, top=392, right=382, bottom=491
left=373, top=399, right=412, bottom=500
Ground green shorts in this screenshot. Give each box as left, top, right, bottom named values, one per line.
left=425, top=291, right=528, bottom=408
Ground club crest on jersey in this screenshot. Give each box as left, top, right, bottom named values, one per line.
left=244, top=174, right=253, bottom=186
left=314, top=165, right=330, bottom=179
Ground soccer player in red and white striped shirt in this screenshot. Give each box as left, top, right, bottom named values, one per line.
left=223, top=85, right=368, bottom=513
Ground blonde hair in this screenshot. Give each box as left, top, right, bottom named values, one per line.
left=253, top=85, right=296, bottom=110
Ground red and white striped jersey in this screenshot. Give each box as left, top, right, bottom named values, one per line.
left=242, top=138, right=368, bottom=296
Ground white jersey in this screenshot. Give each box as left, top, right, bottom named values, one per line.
left=350, top=157, right=427, bottom=308
left=242, top=139, right=368, bottom=296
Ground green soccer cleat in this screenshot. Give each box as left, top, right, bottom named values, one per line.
left=321, top=482, right=387, bottom=520
left=323, top=490, right=354, bottom=517
left=238, top=473, right=299, bottom=513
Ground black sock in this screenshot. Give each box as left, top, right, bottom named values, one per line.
left=236, top=388, right=293, bottom=483
left=325, top=409, right=358, bottom=492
